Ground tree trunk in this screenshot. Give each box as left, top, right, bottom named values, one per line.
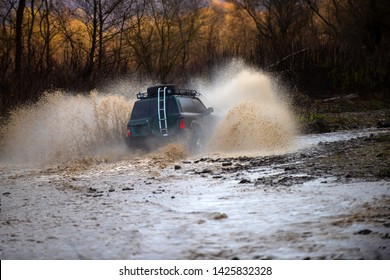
left=84, top=0, right=98, bottom=78
left=98, top=0, right=103, bottom=71
left=44, top=0, right=51, bottom=73
left=15, top=0, right=26, bottom=74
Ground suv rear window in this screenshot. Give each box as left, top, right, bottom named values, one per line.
left=177, top=97, right=206, bottom=113
left=131, top=97, right=178, bottom=120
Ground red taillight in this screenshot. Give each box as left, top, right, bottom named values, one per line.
left=127, top=127, right=131, bottom=137
left=179, top=119, right=185, bottom=129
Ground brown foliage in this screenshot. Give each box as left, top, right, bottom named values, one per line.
left=0, top=0, right=389, bottom=115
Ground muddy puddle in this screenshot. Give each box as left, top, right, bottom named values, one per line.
left=0, top=128, right=389, bottom=259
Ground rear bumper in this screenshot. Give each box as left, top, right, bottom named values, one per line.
left=125, top=130, right=187, bottom=150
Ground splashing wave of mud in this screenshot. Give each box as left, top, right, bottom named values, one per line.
left=147, top=143, right=188, bottom=169
left=0, top=91, right=133, bottom=166
left=197, top=60, right=298, bottom=155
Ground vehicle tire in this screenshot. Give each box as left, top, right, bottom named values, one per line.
left=189, top=126, right=203, bottom=154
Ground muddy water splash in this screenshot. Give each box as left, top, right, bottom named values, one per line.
left=0, top=91, right=133, bottom=166
left=197, top=60, right=298, bottom=155
left=147, top=143, right=188, bottom=168
left=0, top=61, right=297, bottom=166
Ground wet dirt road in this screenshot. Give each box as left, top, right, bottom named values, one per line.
left=1, top=129, right=389, bottom=260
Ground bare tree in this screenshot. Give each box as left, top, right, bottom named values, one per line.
left=125, top=0, right=155, bottom=76
left=15, top=0, right=26, bottom=74
left=305, top=0, right=389, bottom=52
left=53, top=2, right=81, bottom=71
left=111, top=0, right=137, bottom=73
left=74, top=0, right=126, bottom=78
left=228, top=0, right=311, bottom=66
left=0, top=0, right=17, bottom=79
left=74, top=0, right=98, bottom=78
left=42, top=0, right=52, bottom=72
left=126, top=0, right=206, bottom=82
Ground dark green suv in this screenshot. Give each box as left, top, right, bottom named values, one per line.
left=125, top=85, right=215, bottom=152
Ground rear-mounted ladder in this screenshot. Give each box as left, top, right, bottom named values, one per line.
left=157, top=87, right=168, bottom=136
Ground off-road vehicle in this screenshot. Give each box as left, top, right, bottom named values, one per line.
left=125, top=84, right=215, bottom=152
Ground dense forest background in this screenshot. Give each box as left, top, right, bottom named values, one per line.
left=1, top=0, right=389, bottom=115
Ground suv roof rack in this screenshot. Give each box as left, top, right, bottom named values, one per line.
left=175, top=89, right=199, bottom=97
left=136, top=85, right=200, bottom=99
